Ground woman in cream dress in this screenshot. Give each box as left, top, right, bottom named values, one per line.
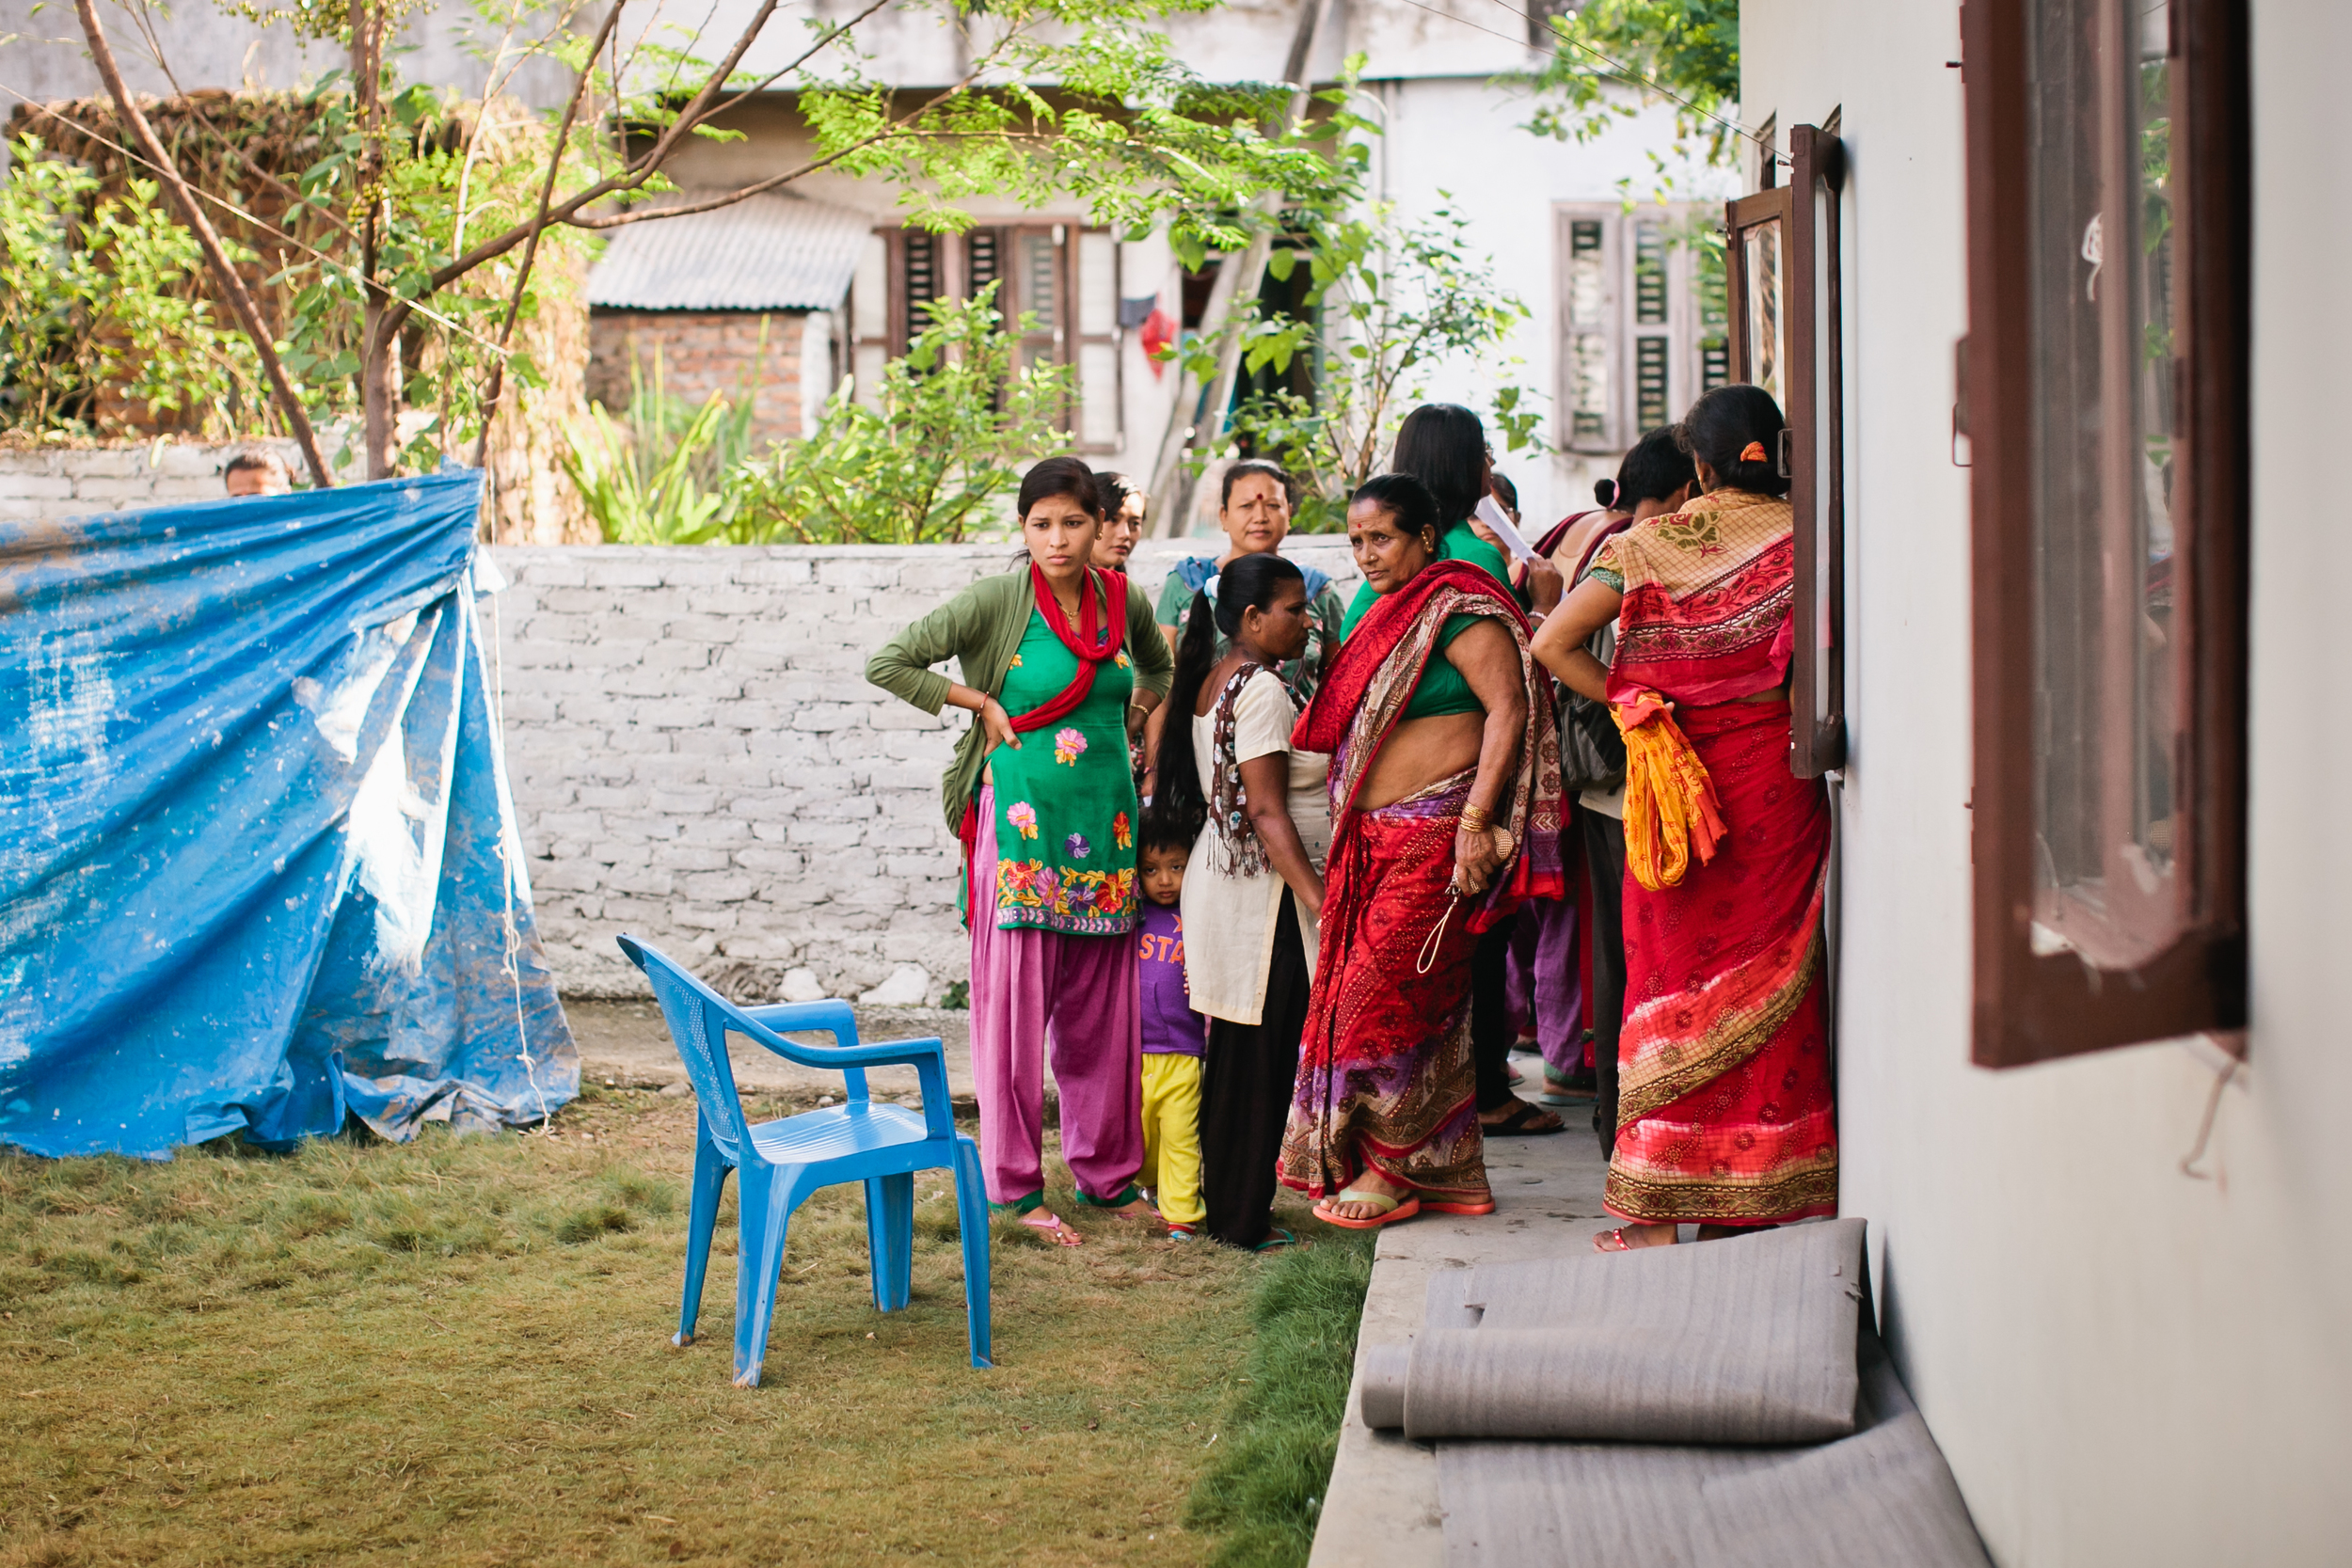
left=1154, top=553, right=1329, bottom=1250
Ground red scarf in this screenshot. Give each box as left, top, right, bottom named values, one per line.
left=957, top=564, right=1129, bottom=858
left=1011, top=562, right=1126, bottom=732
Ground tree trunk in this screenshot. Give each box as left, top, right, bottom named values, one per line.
left=360, top=309, right=400, bottom=481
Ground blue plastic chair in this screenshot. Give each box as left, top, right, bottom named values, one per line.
left=616, top=934, right=993, bottom=1386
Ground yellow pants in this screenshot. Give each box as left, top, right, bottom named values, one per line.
left=1139, top=1052, right=1204, bottom=1227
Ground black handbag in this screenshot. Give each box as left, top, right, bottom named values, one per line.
left=1556, top=515, right=1631, bottom=794
left=1558, top=620, right=1625, bottom=795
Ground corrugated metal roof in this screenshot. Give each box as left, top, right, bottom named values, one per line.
left=585, top=192, right=872, bottom=311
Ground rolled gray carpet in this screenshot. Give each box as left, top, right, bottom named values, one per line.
left=1361, top=1220, right=1867, bottom=1443
left=1436, top=1337, right=1992, bottom=1568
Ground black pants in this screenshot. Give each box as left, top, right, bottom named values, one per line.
left=1583, top=809, right=1629, bottom=1160
left=1200, top=891, right=1311, bottom=1248
left=1470, top=922, right=1518, bottom=1114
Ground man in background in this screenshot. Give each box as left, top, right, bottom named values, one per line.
left=223, top=451, right=293, bottom=498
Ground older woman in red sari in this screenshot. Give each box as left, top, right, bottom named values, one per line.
left=1531, top=384, right=1836, bottom=1250
left=1279, top=474, right=1565, bottom=1227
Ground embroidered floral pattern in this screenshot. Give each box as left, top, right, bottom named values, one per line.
left=1113, top=811, right=1133, bottom=849
left=1115, top=652, right=1131, bottom=669
left=994, top=859, right=1136, bottom=929
left=1067, top=832, right=1092, bottom=859
left=1006, top=800, right=1040, bottom=839
left=1009, top=654, right=1024, bottom=667
left=1053, top=727, right=1088, bottom=765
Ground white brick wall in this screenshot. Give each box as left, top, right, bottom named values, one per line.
left=486, top=540, right=1363, bottom=1001
left=0, top=441, right=310, bottom=518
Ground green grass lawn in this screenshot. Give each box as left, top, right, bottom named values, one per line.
left=0, top=1085, right=1367, bottom=1567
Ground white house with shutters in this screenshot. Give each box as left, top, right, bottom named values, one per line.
left=580, top=0, right=1737, bottom=534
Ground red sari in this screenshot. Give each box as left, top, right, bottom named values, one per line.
left=1591, top=491, right=1837, bottom=1226
left=1277, top=562, right=1565, bottom=1204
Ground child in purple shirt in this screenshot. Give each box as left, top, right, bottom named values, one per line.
left=1136, top=812, right=1207, bottom=1238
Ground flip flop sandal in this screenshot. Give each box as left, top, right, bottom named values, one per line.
left=1250, top=1228, right=1300, bottom=1252
left=1420, top=1194, right=1498, bottom=1216
left=1482, top=1100, right=1567, bottom=1136
left=1020, top=1212, right=1084, bottom=1246
left=1540, top=1066, right=1598, bottom=1106
left=1594, top=1226, right=1674, bottom=1253
left=1312, top=1189, right=1422, bottom=1230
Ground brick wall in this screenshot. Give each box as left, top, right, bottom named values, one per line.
left=0, top=440, right=308, bottom=519
left=489, top=540, right=1362, bottom=1002
left=585, top=309, right=810, bottom=444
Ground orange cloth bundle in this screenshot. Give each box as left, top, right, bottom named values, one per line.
left=1613, top=689, right=1728, bottom=891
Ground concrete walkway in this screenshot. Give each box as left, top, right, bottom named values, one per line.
left=1309, top=1056, right=1614, bottom=1568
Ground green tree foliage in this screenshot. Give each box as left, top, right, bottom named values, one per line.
left=1173, top=87, right=1546, bottom=529
left=56, top=0, right=1362, bottom=481
left=736, top=284, right=1075, bottom=545
left=0, top=142, right=266, bottom=436
left=1525, top=0, right=1742, bottom=174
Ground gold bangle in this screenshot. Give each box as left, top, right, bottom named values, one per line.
left=1460, top=803, right=1494, bottom=832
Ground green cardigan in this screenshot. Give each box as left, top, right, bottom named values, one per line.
left=866, top=569, right=1174, bottom=833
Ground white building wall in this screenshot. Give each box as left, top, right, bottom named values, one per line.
left=1740, top=1, right=2352, bottom=1563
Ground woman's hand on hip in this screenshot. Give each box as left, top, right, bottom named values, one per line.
left=979, top=697, right=1020, bottom=752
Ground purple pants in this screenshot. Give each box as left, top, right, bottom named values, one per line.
left=966, top=786, right=1144, bottom=1207
left=1505, top=894, right=1584, bottom=1076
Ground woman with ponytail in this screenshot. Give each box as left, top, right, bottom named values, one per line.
left=1531, top=384, right=1836, bottom=1251
left=866, top=456, right=1175, bottom=1246
left=1157, top=553, right=1329, bottom=1250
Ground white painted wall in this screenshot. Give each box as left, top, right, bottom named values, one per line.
left=1740, top=1, right=2352, bottom=1562
left=1370, top=76, right=1734, bottom=529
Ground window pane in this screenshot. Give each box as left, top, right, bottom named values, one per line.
left=1565, top=218, right=1609, bottom=446
left=1740, top=217, right=1784, bottom=406
left=1636, top=335, right=1670, bottom=433
left=967, top=230, right=1002, bottom=301
left=2128, top=1, right=2181, bottom=893
left=905, top=230, right=944, bottom=325
left=2025, top=0, right=2185, bottom=962
left=1019, top=231, right=1059, bottom=327
left=1633, top=222, right=1670, bottom=325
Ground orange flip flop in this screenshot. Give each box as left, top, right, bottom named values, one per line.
left=1312, top=1188, right=1422, bottom=1229
left=1420, top=1194, right=1497, bottom=1216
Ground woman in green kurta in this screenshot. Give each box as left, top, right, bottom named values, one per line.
left=866, top=457, right=1174, bottom=1246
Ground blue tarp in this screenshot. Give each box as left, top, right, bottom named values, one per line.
left=0, top=471, right=577, bottom=1158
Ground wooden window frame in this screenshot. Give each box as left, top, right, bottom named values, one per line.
left=1724, top=125, right=1848, bottom=778
left=850, top=222, right=1123, bottom=447
left=1963, top=0, right=2249, bottom=1067
left=1555, top=203, right=1720, bottom=455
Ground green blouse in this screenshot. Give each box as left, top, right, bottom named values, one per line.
left=1340, top=521, right=1512, bottom=721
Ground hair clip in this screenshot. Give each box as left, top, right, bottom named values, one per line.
left=1738, top=440, right=1769, bottom=463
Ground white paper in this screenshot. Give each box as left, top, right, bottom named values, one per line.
left=1475, top=494, right=1539, bottom=563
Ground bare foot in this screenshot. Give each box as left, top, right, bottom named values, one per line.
left=1593, top=1223, right=1677, bottom=1253
left=1322, top=1168, right=1411, bottom=1224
